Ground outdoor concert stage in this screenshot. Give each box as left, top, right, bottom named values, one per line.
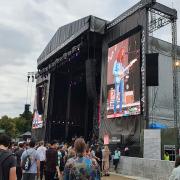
left=32, top=0, right=178, bottom=151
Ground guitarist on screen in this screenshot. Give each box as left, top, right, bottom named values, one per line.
left=113, top=48, right=137, bottom=114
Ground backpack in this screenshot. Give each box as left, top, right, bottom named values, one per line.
left=0, top=151, right=13, bottom=180
left=21, top=150, right=32, bottom=171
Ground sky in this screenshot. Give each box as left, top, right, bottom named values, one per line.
left=0, top=0, right=179, bottom=117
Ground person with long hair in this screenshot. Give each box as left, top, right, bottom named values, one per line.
left=113, top=48, right=126, bottom=114
left=169, top=156, right=180, bottom=180
left=64, top=138, right=100, bottom=179
left=102, top=145, right=110, bottom=176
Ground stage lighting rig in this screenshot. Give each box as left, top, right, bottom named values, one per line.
left=27, top=72, right=36, bottom=82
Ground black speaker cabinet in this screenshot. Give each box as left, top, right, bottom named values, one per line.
left=146, top=53, right=159, bottom=86
left=37, top=86, right=43, bottom=114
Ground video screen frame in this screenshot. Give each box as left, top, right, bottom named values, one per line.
left=106, top=30, right=142, bottom=119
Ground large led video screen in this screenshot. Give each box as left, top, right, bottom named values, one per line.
left=107, top=32, right=141, bottom=118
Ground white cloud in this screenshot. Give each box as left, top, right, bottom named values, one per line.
left=0, top=0, right=179, bottom=117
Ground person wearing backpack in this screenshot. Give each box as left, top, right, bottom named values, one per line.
left=0, top=133, right=16, bottom=180
left=21, top=140, right=40, bottom=180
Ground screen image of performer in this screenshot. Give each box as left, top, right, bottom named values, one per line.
left=107, top=32, right=140, bottom=118
left=113, top=48, right=127, bottom=114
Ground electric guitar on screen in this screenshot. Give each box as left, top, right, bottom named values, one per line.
left=119, top=58, right=137, bottom=79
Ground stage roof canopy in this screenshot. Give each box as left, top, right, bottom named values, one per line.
left=37, top=15, right=107, bottom=68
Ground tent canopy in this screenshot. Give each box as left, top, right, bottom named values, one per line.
left=19, top=131, right=31, bottom=137
left=149, top=122, right=168, bottom=129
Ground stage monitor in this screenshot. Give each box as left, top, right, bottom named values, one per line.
left=107, top=31, right=141, bottom=118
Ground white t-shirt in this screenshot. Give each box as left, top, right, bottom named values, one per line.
left=37, top=146, right=47, bottom=161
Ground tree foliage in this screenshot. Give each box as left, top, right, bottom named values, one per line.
left=0, top=112, right=32, bottom=138
left=0, top=116, right=16, bottom=137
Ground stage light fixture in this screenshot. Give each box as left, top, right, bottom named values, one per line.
left=27, top=75, right=30, bottom=82
left=175, top=60, right=180, bottom=67
left=32, top=75, right=34, bottom=82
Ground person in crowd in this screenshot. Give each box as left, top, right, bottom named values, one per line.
left=124, top=146, right=129, bottom=156
left=0, top=134, right=17, bottom=180
left=90, top=145, right=101, bottom=164
left=102, top=145, right=110, bottom=176
left=11, top=142, right=18, bottom=153
left=68, top=140, right=74, bottom=153
left=23, top=142, right=28, bottom=150
left=169, top=156, right=180, bottom=180
left=164, top=151, right=170, bottom=161
left=47, top=143, right=52, bottom=150
left=64, top=138, right=100, bottom=179
left=113, top=147, right=121, bottom=173
left=59, top=145, right=67, bottom=175
left=85, top=145, right=92, bottom=159
left=90, top=145, right=96, bottom=158
left=95, top=146, right=103, bottom=172
left=45, top=140, right=60, bottom=180
left=57, top=146, right=63, bottom=179
left=21, top=140, right=40, bottom=180
left=15, top=142, right=24, bottom=180
left=37, top=141, right=47, bottom=180
left=90, top=133, right=98, bottom=145
left=67, top=148, right=76, bottom=159
left=57, top=146, right=62, bottom=167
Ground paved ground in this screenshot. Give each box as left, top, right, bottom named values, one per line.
left=102, top=173, right=151, bottom=180
left=102, top=174, right=134, bottom=180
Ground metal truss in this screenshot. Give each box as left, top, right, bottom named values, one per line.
left=148, top=5, right=179, bottom=128
left=148, top=8, right=172, bottom=33
left=171, top=20, right=179, bottom=128
left=148, top=15, right=171, bottom=33
left=107, top=0, right=156, bottom=29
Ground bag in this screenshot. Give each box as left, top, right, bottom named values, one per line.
left=0, top=151, right=12, bottom=180
left=21, top=151, right=32, bottom=171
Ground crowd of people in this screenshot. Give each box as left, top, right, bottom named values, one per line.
left=0, top=133, right=122, bottom=180
left=2, top=133, right=180, bottom=180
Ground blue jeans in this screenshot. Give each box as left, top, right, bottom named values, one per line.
left=114, top=80, right=124, bottom=113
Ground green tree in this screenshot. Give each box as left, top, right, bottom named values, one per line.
left=20, top=105, right=33, bottom=132
left=0, top=116, right=16, bottom=137
left=0, top=111, right=33, bottom=138
left=13, top=117, right=29, bottom=136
